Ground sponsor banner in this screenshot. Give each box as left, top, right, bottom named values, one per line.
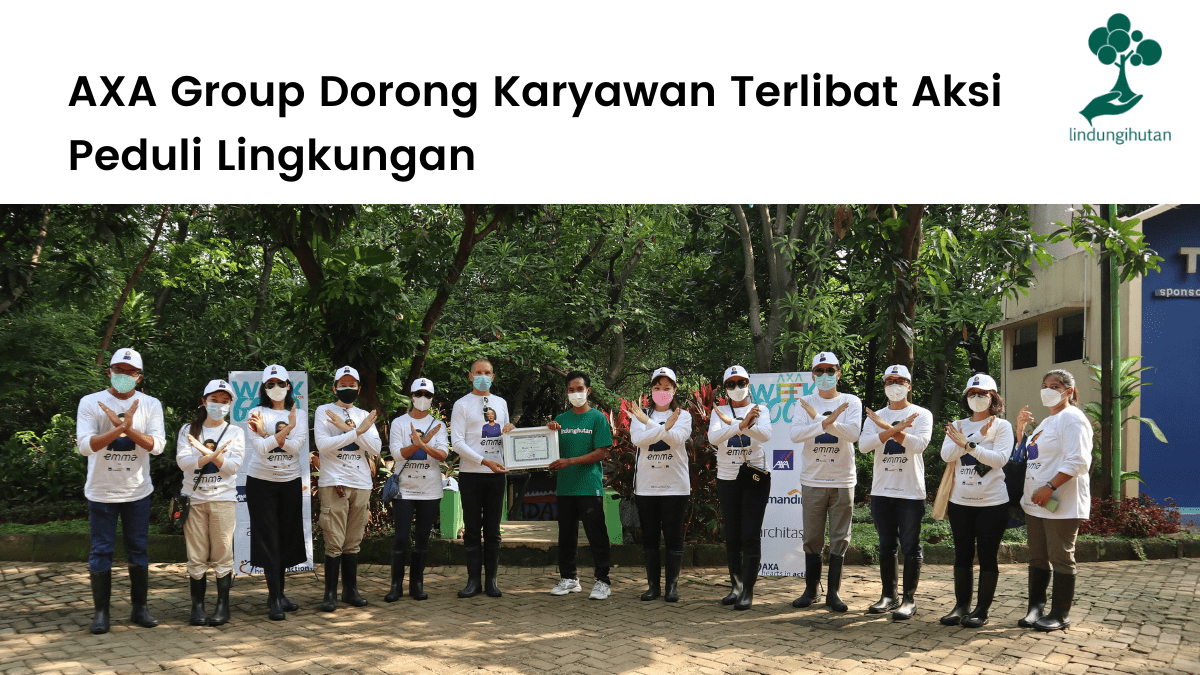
left=750, top=372, right=814, bottom=577
left=229, top=370, right=314, bottom=575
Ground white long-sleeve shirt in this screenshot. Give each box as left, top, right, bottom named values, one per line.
left=790, top=392, right=862, bottom=489
left=707, top=402, right=772, bottom=481
left=244, top=406, right=309, bottom=482
left=860, top=403, right=934, bottom=500
left=1022, top=405, right=1093, bottom=520
left=176, top=422, right=246, bottom=502
left=939, top=417, right=1014, bottom=507
left=450, top=393, right=510, bottom=474
left=314, top=402, right=382, bottom=490
left=76, top=390, right=166, bottom=503
left=390, top=412, right=449, bottom=500
left=630, top=408, right=692, bottom=496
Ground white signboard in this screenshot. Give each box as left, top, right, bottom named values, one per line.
left=228, top=370, right=314, bottom=575
left=749, top=371, right=814, bottom=578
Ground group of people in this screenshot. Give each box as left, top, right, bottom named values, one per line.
left=77, top=348, right=1091, bottom=635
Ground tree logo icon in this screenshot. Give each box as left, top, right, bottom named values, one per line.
left=1080, top=13, right=1162, bottom=126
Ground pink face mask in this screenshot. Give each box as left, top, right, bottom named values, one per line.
left=652, top=390, right=674, bottom=407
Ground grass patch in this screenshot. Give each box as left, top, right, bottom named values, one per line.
left=0, top=520, right=164, bottom=535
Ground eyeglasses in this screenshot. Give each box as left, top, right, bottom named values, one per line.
left=264, top=381, right=288, bottom=389
left=812, top=368, right=836, bottom=376
left=725, top=380, right=749, bottom=388
left=412, top=392, right=433, bottom=399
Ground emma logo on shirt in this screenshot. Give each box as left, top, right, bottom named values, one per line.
left=814, top=410, right=838, bottom=445
left=883, top=439, right=906, bottom=455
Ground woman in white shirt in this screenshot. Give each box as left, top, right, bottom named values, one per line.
left=708, top=365, right=772, bottom=610
left=176, top=379, right=245, bottom=626
left=1018, top=369, right=1092, bottom=632
left=629, top=367, right=692, bottom=602
left=385, top=378, right=449, bottom=602
left=859, top=364, right=934, bottom=620
left=245, top=364, right=308, bottom=621
left=939, top=374, right=1014, bottom=628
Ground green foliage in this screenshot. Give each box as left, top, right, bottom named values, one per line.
left=1082, top=355, right=1168, bottom=478
left=0, top=414, right=87, bottom=504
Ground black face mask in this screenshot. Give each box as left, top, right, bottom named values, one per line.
left=336, top=388, right=359, bottom=404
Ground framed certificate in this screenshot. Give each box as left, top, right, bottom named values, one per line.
left=502, top=426, right=560, bottom=470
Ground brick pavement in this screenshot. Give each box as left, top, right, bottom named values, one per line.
left=1, top=560, right=1197, bottom=675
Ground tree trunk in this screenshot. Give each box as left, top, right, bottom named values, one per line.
left=963, top=323, right=990, bottom=374
left=96, top=205, right=170, bottom=365
left=887, top=205, right=924, bottom=373
left=0, top=206, right=50, bottom=316
left=926, top=326, right=962, bottom=420
left=244, top=243, right=278, bottom=362
left=152, top=211, right=191, bottom=321
left=730, top=204, right=771, bottom=372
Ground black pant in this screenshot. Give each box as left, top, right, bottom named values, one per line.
left=393, top=498, right=440, bottom=551
left=716, top=476, right=771, bottom=557
left=459, top=472, right=505, bottom=549
left=245, top=476, right=306, bottom=570
left=635, top=494, right=688, bottom=550
left=557, top=495, right=611, bottom=584
left=947, top=501, right=1009, bottom=572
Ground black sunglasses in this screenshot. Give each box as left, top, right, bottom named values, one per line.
left=264, top=381, right=288, bottom=389
left=412, top=392, right=433, bottom=399
left=812, top=368, right=837, bottom=375
left=725, top=380, right=749, bottom=388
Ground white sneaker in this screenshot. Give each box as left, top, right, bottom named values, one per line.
left=589, top=580, right=611, bottom=600
left=550, top=578, right=582, bottom=595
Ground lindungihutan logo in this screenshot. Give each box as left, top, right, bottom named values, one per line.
left=1080, top=13, right=1163, bottom=126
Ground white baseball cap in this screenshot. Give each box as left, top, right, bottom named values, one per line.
left=411, top=377, right=436, bottom=394
left=203, top=379, right=234, bottom=397
left=882, top=364, right=912, bottom=381
left=723, top=365, right=749, bottom=383
left=334, top=365, right=360, bottom=384
left=110, top=348, right=143, bottom=370
left=963, top=373, right=998, bottom=394
left=650, top=367, right=677, bottom=385
left=812, top=352, right=839, bottom=368
left=262, top=364, right=289, bottom=383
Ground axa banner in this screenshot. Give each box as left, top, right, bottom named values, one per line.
left=228, top=370, right=314, bottom=576
left=749, top=371, right=814, bottom=578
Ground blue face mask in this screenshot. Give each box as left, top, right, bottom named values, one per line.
left=814, top=373, right=838, bottom=391
left=110, top=373, right=138, bottom=394
left=473, top=375, right=493, bottom=391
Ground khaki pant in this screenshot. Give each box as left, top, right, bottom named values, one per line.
left=183, top=500, right=237, bottom=579
left=802, top=486, right=853, bottom=556
left=319, top=486, right=372, bottom=557
left=1026, top=514, right=1083, bottom=575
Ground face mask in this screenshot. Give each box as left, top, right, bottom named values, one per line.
left=336, top=387, right=358, bottom=404
left=206, top=403, right=230, bottom=421
left=1040, top=387, right=1066, bottom=407
left=266, top=385, right=288, bottom=402
left=110, top=373, right=138, bottom=394
left=473, top=375, right=493, bottom=391
left=651, top=390, right=674, bottom=407
left=885, top=384, right=909, bottom=402
left=726, top=386, right=749, bottom=402
left=412, top=396, right=432, bottom=412
left=967, top=394, right=991, bottom=413
left=567, top=392, right=588, bottom=408
left=814, top=373, right=837, bottom=391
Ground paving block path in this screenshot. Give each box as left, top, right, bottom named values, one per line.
left=1, top=560, right=1197, bottom=675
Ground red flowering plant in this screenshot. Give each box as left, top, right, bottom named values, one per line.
left=1079, top=493, right=1183, bottom=538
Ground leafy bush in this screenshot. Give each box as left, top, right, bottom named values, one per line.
left=1080, top=494, right=1182, bottom=538
left=0, top=414, right=87, bottom=504
left=0, top=500, right=88, bottom=524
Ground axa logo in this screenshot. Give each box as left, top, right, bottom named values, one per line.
left=1081, top=13, right=1162, bottom=125
left=773, top=449, right=793, bottom=470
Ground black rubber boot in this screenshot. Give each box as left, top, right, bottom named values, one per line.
left=189, top=574, right=208, bottom=626
left=89, top=570, right=111, bottom=634
left=868, top=552, right=900, bottom=614
left=341, top=553, right=368, bottom=607
left=825, top=553, right=848, bottom=612
left=792, top=553, right=822, bottom=608
left=128, top=566, right=159, bottom=628
left=891, top=556, right=921, bottom=620
left=210, top=574, right=232, bottom=626
left=721, top=551, right=742, bottom=606
left=265, top=566, right=286, bottom=620
left=483, top=545, right=502, bottom=598
left=734, top=554, right=760, bottom=611
left=409, top=549, right=429, bottom=600
left=319, top=556, right=340, bottom=612
left=1033, top=571, right=1075, bottom=632
left=278, top=567, right=299, bottom=612
left=640, top=548, right=661, bottom=601
left=1018, top=566, right=1051, bottom=627
left=940, top=566, right=973, bottom=626
left=962, top=570, right=998, bottom=628
left=384, top=550, right=407, bottom=603
left=664, top=550, right=683, bottom=602
left=458, top=546, right=483, bottom=598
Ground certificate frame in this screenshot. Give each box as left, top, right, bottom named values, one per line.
left=502, top=426, right=560, bottom=470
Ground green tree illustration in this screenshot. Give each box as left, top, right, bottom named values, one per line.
left=1080, top=13, right=1162, bottom=125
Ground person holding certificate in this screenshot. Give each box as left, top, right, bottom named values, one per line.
left=451, top=358, right=514, bottom=598
left=628, top=367, right=691, bottom=602
left=545, top=371, right=615, bottom=600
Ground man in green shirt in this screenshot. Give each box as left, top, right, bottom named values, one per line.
left=545, top=370, right=613, bottom=599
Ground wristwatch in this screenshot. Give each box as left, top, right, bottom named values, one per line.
left=966, top=441, right=977, bottom=450
left=1044, top=482, right=1056, bottom=492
